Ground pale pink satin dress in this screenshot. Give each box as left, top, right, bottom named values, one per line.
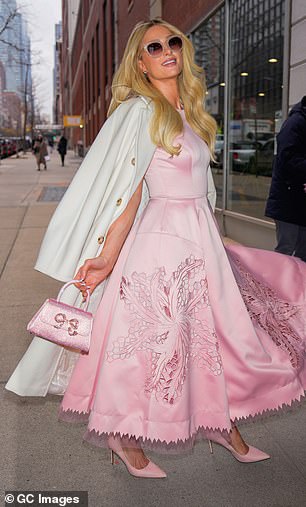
left=59, top=109, right=306, bottom=451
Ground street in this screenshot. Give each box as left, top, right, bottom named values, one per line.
left=1, top=150, right=306, bottom=507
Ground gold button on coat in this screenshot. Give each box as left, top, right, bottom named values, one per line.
left=116, top=198, right=122, bottom=206
left=98, top=236, right=104, bottom=244
left=131, top=157, right=135, bottom=165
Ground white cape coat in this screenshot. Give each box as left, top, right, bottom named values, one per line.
left=5, top=95, right=217, bottom=397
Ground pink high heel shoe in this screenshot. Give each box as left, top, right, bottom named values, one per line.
left=206, top=430, right=270, bottom=463
left=108, top=435, right=167, bottom=478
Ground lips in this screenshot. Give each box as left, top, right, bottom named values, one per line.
left=162, top=58, right=177, bottom=66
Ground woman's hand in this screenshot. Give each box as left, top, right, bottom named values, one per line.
left=74, top=256, right=114, bottom=299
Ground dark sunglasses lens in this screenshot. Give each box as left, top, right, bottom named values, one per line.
left=147, top=42, right=163, bottom=56
left=169, top=36, right=183, bottom=51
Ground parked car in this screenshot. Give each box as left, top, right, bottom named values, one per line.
left=253, top=132, right=275, bottom=145
left=213, top=138, right=275, bottom=176
left=0, top=137, right=25, bottom=158
left=248, top=138, right=275, bottom=176
left=6, top=139, right=15, bottom=156
left=229, top=140, right=260, bottom=172
left=0, top=138, right=8, bottom=158
left=214, top=140, right=260, bottom=172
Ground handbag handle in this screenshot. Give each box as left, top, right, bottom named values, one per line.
left=57, top=279, right=91, bottom=312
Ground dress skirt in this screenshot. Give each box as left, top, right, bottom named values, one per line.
left=58, top=110, right=306, bottom=452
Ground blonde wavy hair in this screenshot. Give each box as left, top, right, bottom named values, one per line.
left=108, top=18, right=217, bottom=158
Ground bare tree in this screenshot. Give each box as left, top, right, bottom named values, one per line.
left=0, top=1, right=21, bottom=50
left=0, top=2, right=47, bottom=155
left=14, top=58, right=44, bottom=153
left=0, top=2, right=42, bottom=152
left=20, top=59, right=31, bottom=153
left=25, top=72, right=45, bottom=145
left=0, top=1, right=26, bottom=146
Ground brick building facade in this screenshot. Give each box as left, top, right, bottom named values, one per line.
left=163, top=0, right=222, bottom=32
left=62, top=0, right=116, bottom=147
left=61, top=0, right=222, bottom=149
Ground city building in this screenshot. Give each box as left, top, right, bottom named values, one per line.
left=0, top=0, right=32, bottom=136
left=60, top=0, right=305, bottom=249
left=61, top=0, right=116, bottom=148
left=0, top=60, right=21, bottom=136
left=0, top=0, right=32, bottom=96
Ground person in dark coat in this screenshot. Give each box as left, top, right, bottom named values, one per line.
left=57, top=135, right=68, bottom=166
left=265, top=96, right=306, bottom=261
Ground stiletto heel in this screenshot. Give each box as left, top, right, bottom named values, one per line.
left=110, top=449, right=114, bottom=465
left=108, top=435, right=167, bottom=478
left=206, top=430, right=270, bottom=463
left=208, top=439, right=214, bottom=454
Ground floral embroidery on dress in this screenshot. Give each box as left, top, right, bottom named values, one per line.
left=107, top=254, right=222, bottom=404
left=230, top=256, right=304, bottom=369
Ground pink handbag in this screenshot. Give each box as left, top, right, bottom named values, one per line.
left=27, top=279, right=93, bottom=353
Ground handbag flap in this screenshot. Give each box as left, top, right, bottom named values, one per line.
left=33, top=299, right=93, bottom=337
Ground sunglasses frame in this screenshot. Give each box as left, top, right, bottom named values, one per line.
left=140, top=34, right=183, bottom=59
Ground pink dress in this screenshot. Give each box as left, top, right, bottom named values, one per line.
left=59, top=109, right=306, bottom=451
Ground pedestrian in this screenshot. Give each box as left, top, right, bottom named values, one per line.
left=48, top=138, right=54, bottom=154
left=6, top=19, right=306, bottom=478
left=265, top=96, right=306, bottom=261
left=57, top=134, right=67, bottom=166
left=33, top=135, right=48, bottom=171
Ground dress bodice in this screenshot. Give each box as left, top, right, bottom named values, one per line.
left=144, top=110, right=211, bottom=199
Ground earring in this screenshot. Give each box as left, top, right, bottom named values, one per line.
left=143, top=70, right=148, bottom=75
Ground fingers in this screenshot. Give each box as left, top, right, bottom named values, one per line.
left=79, top=278, right=95, bottom=302
left=77, top=270, right=87, bottom=286
left=74, top=274, right=91, bottom=297
left=81, top=285, right=94, bottom=303
left=80, top=283, right=89, bottom=302
left=74, top=264, right=89, bottom=290
left=78, top=265, right=88, bottom=280
left=74, top=258, right=104, bottom=301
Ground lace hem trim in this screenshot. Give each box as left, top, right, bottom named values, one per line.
left=57, top=388, right=306, bottom=454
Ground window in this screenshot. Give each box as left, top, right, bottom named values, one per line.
left=193, top=6, right=225, bottom=209
left=192, top=0, right=285, bottom=221
left=227, top=0, right=284, bottom=220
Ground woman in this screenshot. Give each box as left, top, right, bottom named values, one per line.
left=57, top=134, right=68, bottom=166
left=33, top=135, right=48, bottom=171
left=6, top=19, right=306, bottom=478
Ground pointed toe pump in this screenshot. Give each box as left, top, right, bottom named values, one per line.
left=206, top=431, right=270, bottom=463
left=108, top=435, right=167, bottom=478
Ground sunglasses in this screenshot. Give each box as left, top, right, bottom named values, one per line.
left=141, top=35, right=183, bottom=58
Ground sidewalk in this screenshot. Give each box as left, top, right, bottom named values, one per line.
left=1, top=151, right=306, bottom=507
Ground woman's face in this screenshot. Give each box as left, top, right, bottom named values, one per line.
left=138, top=25, right=183, bottom=83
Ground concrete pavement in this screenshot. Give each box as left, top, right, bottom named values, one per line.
left=1, top=150, right=306, bottom=507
